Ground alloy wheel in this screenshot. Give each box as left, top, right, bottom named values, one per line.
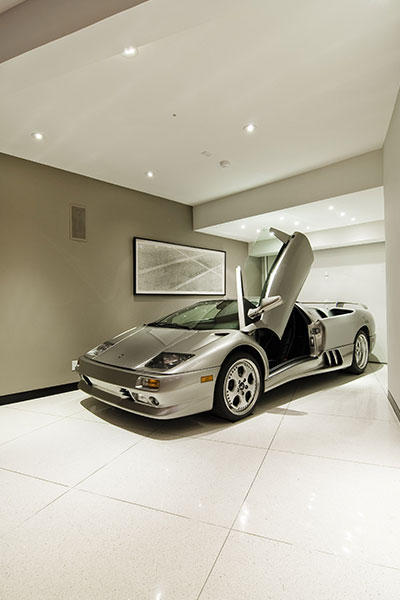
left=354, top=332, right=369, bottom=370
left=223, top=358, right=260, bottom=414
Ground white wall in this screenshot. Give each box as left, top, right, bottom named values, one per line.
left=298, top=243, right=387, bottom=363
left=383, top=86, right=400, bottom=410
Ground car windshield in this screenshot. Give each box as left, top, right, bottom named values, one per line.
left=147, top=299, right=256, bottom=330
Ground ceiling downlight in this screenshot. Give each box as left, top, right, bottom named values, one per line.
left=31, top=132, right=45, bottom=141
left=243, top=123, right=256, bottom=133
left=122, top=46, right=138, bottom=58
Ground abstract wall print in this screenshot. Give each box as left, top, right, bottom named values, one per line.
left=134, top=238, right=226, bottom=295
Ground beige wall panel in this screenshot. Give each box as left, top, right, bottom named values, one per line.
left=383, top=87, right=400, bottom=412
left=0, top=154, right=247, bottom=395
left=0, top=0, right=147, bottom=63
left=244, top=256, right=262, bottom=298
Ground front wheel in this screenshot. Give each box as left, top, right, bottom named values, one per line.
left=346, top=330, right=369, bottom=374
left=212, top=352, right=262, bottom=421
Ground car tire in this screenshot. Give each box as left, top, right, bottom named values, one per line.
left=346, top=330, right=369, bottom=374
left=212, top=352, right=262, bottom=422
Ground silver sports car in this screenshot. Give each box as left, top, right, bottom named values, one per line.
left=77, top=228, right=375, bottom=421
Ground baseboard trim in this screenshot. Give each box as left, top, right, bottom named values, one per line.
left=388, top=391, right=400, bottom=423
left=0, top=382, right=79, bottom=406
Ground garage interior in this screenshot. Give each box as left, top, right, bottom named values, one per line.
left=1, top=1, right=400, bottom=598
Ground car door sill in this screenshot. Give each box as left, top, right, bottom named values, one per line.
left=264, top=355, right=321, bottom=393
left=269, top=356, right=313, bottom=377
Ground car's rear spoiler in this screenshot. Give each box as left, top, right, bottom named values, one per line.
left=299, top=301, right=369, bottom=310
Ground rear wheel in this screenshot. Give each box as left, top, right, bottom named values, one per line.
left=347, top=330, right=369, bottom=374
left=212, top=352, right=262, bottom=421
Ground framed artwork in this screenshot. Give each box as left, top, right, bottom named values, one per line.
left=133, top=237, right=226, bottom=296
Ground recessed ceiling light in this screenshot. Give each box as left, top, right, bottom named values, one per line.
left=279, top=216, right=285, bottom=221
left=122, top=46, right=138, bottom=57
left=328, top=205, right=334, bottom=210
left=31, top=131, right=44, bottom=141
left=351, top=217, right=356, bottom=222
left=306, top=226, right=310, bottom=230
left=270, top=232, right=274, bottom=236
left=340, top=212, right=346, bottom=217
left=241, top=224, right=246, bottom=229
left=294, top=221, right=300, bottom=226
left=256, top=228, right=261, bottom=233
left=146, top=171, right=154, bottom=178
left=243, top=123, right=256, bottom=133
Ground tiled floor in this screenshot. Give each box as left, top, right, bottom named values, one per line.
left=1, top=364, right=399, bottom=599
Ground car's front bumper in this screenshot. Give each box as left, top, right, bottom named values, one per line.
left=77, top=355, right=219, bottom=419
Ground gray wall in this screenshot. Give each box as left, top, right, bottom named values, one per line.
left=383, top=87, right=400, bottom=411
left=0, top=0, right=147, bottom=64
left=0, top=153, right=248, bottom=396
left=244, top=256, right=263, bottom=297
left=299, top=243, right=387, bottom=363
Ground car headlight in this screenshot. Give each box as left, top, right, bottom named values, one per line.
left=86, top=341, right=114, bottom=358
left=145, top=352, right=194, bottom=370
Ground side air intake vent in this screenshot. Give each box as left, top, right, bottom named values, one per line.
left=323, top=349, right=343, bottom=368
left=70, top=204, right=87, bottom=241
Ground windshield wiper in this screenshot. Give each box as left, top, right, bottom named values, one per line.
left=146, top=322, right=191, bottom=330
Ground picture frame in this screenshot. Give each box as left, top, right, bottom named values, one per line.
left=133, top=237, right=226, bottom=296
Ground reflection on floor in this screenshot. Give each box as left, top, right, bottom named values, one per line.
left=1, top=364, right=399, bottom=599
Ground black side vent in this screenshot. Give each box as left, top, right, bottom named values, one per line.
left=323, top=349, right=343, bottom=368
left=70, top=204, right=87, bottom=241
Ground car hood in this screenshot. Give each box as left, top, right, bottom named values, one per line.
left=92, top=325, right=226, bottom=370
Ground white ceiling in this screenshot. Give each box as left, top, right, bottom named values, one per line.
left=0, top=0, right=400, bottom=205
left=198, top=187, right=384, bottom=243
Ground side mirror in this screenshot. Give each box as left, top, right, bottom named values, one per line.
left=247, top=295, right=282, bottom=319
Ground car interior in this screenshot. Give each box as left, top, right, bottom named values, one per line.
left=254, top=305, right=311, bottom=370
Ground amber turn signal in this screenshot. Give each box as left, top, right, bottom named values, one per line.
left=201, top=375, right=213, bottom=383
left=136, top=376, right=160, bottom=390
left=147, top=378, right=160, bottom=389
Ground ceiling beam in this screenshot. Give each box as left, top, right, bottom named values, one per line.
left=0, top=0, right=148, bottom=64
left=250, top=221, right=385, bottom=257
left=193, top=150, right=383, bottom=231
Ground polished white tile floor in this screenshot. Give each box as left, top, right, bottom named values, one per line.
left=1, top=364, right=399, bottom=599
